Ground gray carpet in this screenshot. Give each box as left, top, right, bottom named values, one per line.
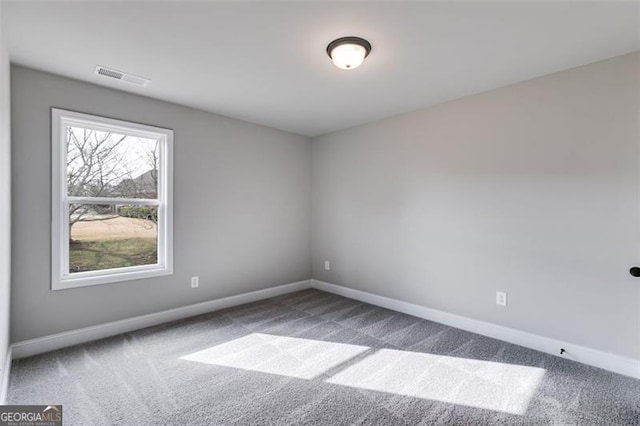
left=8, top=289, right=640, bottom=425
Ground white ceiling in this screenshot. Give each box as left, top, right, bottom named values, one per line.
left=3, top=1, right=639, bottom=137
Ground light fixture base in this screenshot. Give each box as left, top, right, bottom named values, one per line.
left=326, top=36, right=372, bottom=59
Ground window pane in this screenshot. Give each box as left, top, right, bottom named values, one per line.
left=69, top=204, right=158, bottom=273
left=66, top=126, right=159, bottom=199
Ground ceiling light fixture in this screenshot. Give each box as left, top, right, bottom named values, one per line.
left=326, top=36, right=372, bottom=70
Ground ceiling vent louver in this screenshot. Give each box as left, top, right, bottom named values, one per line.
left=94, top=66, right=150, bottom=87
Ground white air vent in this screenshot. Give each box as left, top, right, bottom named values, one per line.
left=94, top=66, right=150, bottom=87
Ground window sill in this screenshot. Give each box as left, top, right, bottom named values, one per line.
left=52, top=265, right=173, bottom=291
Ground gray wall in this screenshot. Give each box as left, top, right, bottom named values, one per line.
left=312, top=53, right=640, bottom=359
left=9, top=53, right=640, bottom=361
left=0, top=2, right=12, bottom=385
left=11, top=66, right=311, bottom=342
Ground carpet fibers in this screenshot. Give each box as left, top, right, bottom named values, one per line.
left=8, top=289, right=640, bottom=425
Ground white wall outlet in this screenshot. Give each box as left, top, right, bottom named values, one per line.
left=324, top=261, right=330, bottom=271
left=496, top=291, right=507, bottom=307
left=191, top=276, right=199, bottom=288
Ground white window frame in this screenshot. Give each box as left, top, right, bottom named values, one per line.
left=51, top=108, right=173, bottom=290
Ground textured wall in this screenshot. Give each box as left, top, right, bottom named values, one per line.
left=11, top=66, right=311, bottom=342
left=312, top=53, right=640, bottom=359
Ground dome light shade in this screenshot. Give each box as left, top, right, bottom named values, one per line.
left=327, top=37, right=372, bottom=70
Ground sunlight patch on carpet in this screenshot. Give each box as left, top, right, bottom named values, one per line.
left=326, top=348, right=545, bottom=415
left=181, top=333, right=545, bottom=414
left=180, top=333, right=369, bottom=380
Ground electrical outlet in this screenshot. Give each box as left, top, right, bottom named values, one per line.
left=324, top=261, right=330, bottom=271
left=191, top=276, right=199, bottom=288
left=496, top=291, right=507, bottom=307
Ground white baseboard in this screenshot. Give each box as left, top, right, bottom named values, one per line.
left=311, top=279, right=640, bottom=379
left=11, top=280, right=312, bottom=360
left=0, top=346, right=11, bottom=405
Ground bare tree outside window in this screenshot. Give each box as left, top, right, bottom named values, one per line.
left=65, top=126, right=160, bottom=272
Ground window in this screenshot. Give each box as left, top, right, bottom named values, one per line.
left=51, top=109, right=173, bottom=290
